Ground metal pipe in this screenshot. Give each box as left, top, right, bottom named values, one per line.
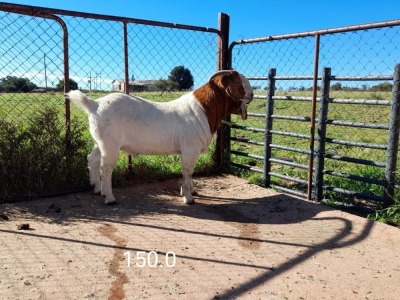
left=122, top=21, right=133, bottom=171
left=0, top=2, right=222, bottom=36
left=307, top=34, right=320, bottom=200
left=314, top=67, right=331, bottom=201
left=384, top=64, right=400, bottom=207
left=323, top=170, right=386, bottom=186
left=324, top=138, right=387, bottom=150
left=324, top=153, right=386, bottom=167
left=229, top=18, right=400, bottom=47
left=323, top=186, right=384, bottom=202
left=264, top=68, right=276, bottom=187
left=215, top=13, right=230, bottom=169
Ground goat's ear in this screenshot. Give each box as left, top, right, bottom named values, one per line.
left=213, top=72, right=245, bottom=100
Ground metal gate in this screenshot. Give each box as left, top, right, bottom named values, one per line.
left=227, top=20, right=400, bottom=208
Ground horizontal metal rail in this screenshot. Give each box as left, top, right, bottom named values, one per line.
left=250, top=74, right=393, bottom=82
left=272, top=115, right=311, bottom=122
left=270, top=130, right=311, bottom=140
left=323, top=186, right=384, bottom=202
left=230, top=150, right=263, bottom=161
left=229, top=19, right=400, bottom=47
left=269, top=172, right=308, bottom=185
left=247, top=112, right=266, bottom=118
left=326, top=120, right=389, bottom=130
left=331, top=99, right=391, bottom=105
left=269, top=158, right=309, bottom=170
left=324, top=138, right=387, bottom=150
left=324, top=153, right=386, bottom=167
left=230, top=137, right=264, bottom=146
left=332, top=75, right=393, bottom=81
left=0, top=2, right=221, bottom=35
left=230, top=162, right=263, bottom=173
left=231, top=124, right=265, bottom=133
left=269, top=144, right=311, bottom=155
left=323, top=170, right=386, bottom=186
left=270, top=184, right=308, bottom=198
left=273, top=96, right=314, bottom=101
left=253, top=95, right=267, bottom=99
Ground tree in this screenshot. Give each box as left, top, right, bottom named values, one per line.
left=0, top=76, right=37, bottom=92
left=168, top=66, right=194, bottom=91
left=331, top=82, right=342, bottom=91
left=154, top=79, right=179, bottom=95
left=370, top=82, right=392, bottom=92
left=56, top=79, right=78, bottom=91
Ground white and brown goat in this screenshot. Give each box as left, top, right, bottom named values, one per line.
left=66, top=70, right=253, bottom=205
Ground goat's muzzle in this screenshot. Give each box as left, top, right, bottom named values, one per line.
left=238, top=94, right=253, bottom=120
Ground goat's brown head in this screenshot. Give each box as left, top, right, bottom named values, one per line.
left=208, top=70, right=254, bottom=120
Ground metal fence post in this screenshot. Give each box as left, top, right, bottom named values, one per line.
left=214, top=12, right=230, bottom=169
left=314, top=67, right=331, bottom=201
left=122, top=21, right=133, bottom=172
left=384, top=64, right=400, bottom=207
left=307, top=34, right=321, bottom=200
left=264, top=68, right=276, bottom=187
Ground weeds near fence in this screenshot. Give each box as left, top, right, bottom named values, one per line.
left=368, top=198, right=400, bottom=227
left=0, top=106, right=90, bottom=200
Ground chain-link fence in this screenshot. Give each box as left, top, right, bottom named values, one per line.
left=228, top=21, right=400, bottom=208
left=0, top=3, right=223, bottom=200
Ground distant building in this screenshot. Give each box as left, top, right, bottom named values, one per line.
left=112, top=79, right=159, bottom=92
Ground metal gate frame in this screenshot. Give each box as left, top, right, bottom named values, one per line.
left=226, top=20, right=400, bottom=207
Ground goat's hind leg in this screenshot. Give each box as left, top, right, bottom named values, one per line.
left=88, top=145, right=101, bottom=194
left=99, top=145, right=119, bottom=205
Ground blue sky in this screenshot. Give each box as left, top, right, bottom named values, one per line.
left=1, top=1, right=400, bottom=90
left=6, top=0, right=400, bottom=41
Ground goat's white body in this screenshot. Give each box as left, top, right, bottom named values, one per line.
left=89, top=93, right=212, bottom=156
left=68, top=90, right=212, bottom=204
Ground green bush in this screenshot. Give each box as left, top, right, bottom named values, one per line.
left=0, top=107, right=90, bottom=200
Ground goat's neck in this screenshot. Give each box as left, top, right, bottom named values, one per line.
left=194, top=84, right=240, bottom=134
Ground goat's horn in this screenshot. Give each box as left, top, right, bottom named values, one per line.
left=208, top=70, right=235, bottom=83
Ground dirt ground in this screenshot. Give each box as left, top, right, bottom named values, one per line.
left=1, top=174, right=399, bottom=300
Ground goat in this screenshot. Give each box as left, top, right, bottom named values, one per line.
left=66, top=70, right=253, bottom=205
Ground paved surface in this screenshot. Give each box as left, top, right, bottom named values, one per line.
left=1, top=175, right=399, bottom=299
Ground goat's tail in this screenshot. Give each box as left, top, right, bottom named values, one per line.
left=65, top=90, right=98, bottom=114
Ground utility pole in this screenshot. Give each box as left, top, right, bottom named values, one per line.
left=44, top=54, right=48, bottom=90
left=88, top=72, right=92, bottom=91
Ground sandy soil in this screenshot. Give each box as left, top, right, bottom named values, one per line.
left=1, top=174, right=399, bottom=300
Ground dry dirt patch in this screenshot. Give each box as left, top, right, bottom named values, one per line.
left=1, top=174, right=399, bottom=299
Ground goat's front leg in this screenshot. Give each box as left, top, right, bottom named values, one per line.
left=88, top=145, right=101, bottom=194
left=180, top=152, right=197, bottom=204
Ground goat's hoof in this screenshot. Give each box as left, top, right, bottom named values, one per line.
left=104, top=201, right=118, bottom=206
left=183, top=196, right=195, bottom=205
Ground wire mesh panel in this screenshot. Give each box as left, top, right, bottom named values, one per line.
left=0, top=4, right=221, bottom=199
left=317, top=28, right=400, bottom=205
left=0, top=12, right=65, bottom=123
left=229, top=36, right=317, bottom=197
